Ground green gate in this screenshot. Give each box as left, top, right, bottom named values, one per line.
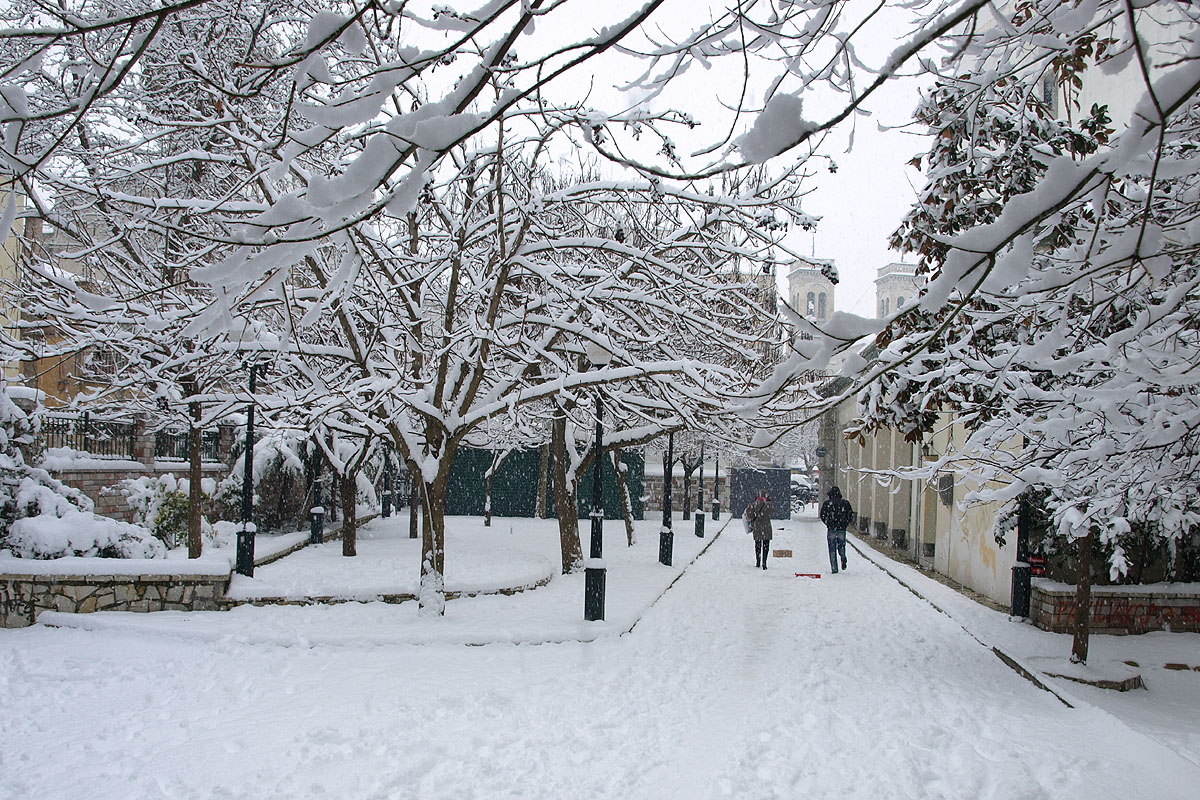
left=445, top=447, right=644, bottom=520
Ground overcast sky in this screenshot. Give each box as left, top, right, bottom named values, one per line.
left=525, top=0, right=933, bottom=319
left=783, top=73, right=928, bottom=319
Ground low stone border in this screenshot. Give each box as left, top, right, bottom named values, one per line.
left=223, top=574, right=554, bottom=609
left=1042, top=669, right=1145, bottom=692
left=0, top=513, right=387, bottom=627
left=2, top=571, right=229, bottom=627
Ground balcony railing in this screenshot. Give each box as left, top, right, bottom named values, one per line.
left=41, top=412, right=137, bottom=460
left=154, top=429, right=222, bottom=463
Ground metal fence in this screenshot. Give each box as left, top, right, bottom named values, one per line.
left=154, top=429, right=222, bottom=462
left=41, top=412, right=137, bottom=460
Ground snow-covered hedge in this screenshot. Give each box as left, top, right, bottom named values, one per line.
left=116, top=473, right=218, bottom=550
left=6, top=500, right=166, bottom=559
left=216, top=429, right=309, bottom=532
left=0, top=385, right=165, bottom=560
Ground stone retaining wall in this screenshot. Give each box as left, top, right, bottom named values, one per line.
left=2, top=571, right=229, bottom=628
left=1030, top=582, right=1200, bottom=634
left=2, top=513, right=385, bottom=627
left=643, top=475, right=727, bottom=513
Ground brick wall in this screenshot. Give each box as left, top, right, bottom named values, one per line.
left=54, top=463, right=229, bottom=523
left=1030, top=582, right=1200, bottom=634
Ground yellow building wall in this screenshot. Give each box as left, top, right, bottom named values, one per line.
left=1, top=181, right=24, bottom=383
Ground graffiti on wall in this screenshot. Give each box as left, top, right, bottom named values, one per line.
left=1042, top=593, right=1200, bottom=633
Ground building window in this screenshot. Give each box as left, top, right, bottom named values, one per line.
left=818, top=293, right=826, bottom=319
left=882, top=297, right=890, bottom=316
left=807, top=292, right=815, bottom=316
left=86, top=347, right=120, bottom=378
left=897, top=296, right=905, bottom=308
left=938, top=473, right=954, bottom=507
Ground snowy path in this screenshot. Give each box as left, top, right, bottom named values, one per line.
left=1, top=516, right=1197, bottom=799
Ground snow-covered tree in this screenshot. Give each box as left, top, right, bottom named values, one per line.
left=850, top=2, right=1200, bottom=663
left=6, top=0, right=1065, bottom=617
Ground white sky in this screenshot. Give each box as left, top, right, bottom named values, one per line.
left=396, top=0, right=935, bottom=321
left=783, top=74, right=928, bottom=318
left=519, top=0, right=933, bottom=319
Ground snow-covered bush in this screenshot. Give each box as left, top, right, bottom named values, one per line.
left=115, top=473, right=218, bottom=550
left=0, top=386, right=166, bottom=560
left=216, top=430, right=308, bottom=532
left=6, top=499, right=166, bottom=559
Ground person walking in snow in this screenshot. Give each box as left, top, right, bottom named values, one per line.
left=746, top=490, right=775, bottom=570
left=820, top=486, right=853, bottom=574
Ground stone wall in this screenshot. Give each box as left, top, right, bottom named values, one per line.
left=1030, top=582, right=1200, bottom=634
left=0, top=516, right=366, bottom=628
left=643, top=475, right=727, bottom=514
left=1, top=571, right=229, bottom=628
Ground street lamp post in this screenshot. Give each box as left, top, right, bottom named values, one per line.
left=695, top=441, right=705, bottom=538
left=584, top=340, right=611, bottom=622
left=1011, top=494, right=1032, bottom=617
left=310, top=445, right=324, bottom=545
left=660, top=431, right=674, bottom=566
left=382, top=451, right=393, bottom=518
left=712, top=453, right=720, bottom=520
left=236, top=362, right=258, bottom=577
left=585, top=390, right=607, bottom=621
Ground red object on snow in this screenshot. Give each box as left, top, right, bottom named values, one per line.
left=794, top=573, right=822, bottom=579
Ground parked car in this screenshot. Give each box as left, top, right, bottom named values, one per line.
left=790, top=474, right=816, bottom=506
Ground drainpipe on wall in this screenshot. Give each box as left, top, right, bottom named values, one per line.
left=911, top=440, right=921, bottom=569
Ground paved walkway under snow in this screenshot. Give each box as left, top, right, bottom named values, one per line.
left=1, top=514, right=1197, bottom=799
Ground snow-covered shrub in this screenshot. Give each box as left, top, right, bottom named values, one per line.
left=216, top=430, right=308, bottom=532
left=0, top=386, right=166, bottom=560
left=115, top=473, right=217, bottom=550
left=6, top=499, right=166, bottom=559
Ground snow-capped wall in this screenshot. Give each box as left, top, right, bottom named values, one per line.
left=1030, top=582, right=1200, bottom=635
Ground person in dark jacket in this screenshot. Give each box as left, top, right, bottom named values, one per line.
left=819, top=486, right=853, bottom=574
left=746, top=491, right=776, bottom=570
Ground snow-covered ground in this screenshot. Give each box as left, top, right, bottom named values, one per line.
left=1, top=510, right=1197, bottom=799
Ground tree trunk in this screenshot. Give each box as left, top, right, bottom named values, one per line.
left=1071, top=529, right=1095, bottom=664
left=536, top=442, right=549, bottom=519
left=484, top=465, right=495, bottom=527
left=484, top=450, right=505, bottom=527
left=188, top=400, right=203, bottom=559
left=342, top=467, right=358, bottom=557
left=419, top=475, right=448, bottom=616
left=614, top=448, right=635, bottom=546
left=550, top=411, right=582, bottom=574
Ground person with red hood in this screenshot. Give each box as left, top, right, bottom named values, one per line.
left=745, top=490, right=775, bottom=570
